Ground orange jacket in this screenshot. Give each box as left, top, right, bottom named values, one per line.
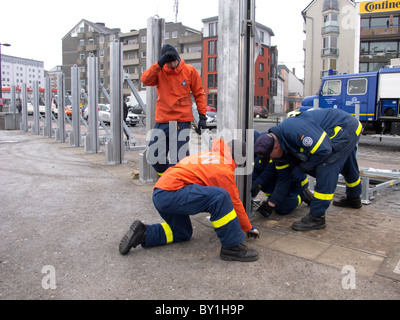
left=141, top=60, right=206, bottom=123
left=154, top=139, right=252, bottom=232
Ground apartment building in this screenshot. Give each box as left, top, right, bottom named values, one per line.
left=119, top=22, right=203, bottom=98
left=278, top=65, right=304, bottom=113
left=359, top=0, right=400, bottom=72
left=1, top=54, right=45, bottom=91
left=201, top=16, right=277, bottom=110
left=302, top=0, right=357, bottom=97
left=62, top=19, right=121, bottom=95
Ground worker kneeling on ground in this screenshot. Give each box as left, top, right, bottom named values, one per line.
left=119, top=139, right=260, bottom=262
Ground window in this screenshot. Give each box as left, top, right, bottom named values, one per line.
left=165, top=32, right=170, bottom=39
left=208, top=75, right=214, bottom=88
left=322, top=80, right=341, bottom=96
left=99, top=36, right=105, bottom=44
left=79, top=39, right=85, bottom=47
left=141, top=36, right=146, bottom=43
left=347, top=79, right=367, bottom=95
left=259, top=78, right=264, bottom=87
left=208, top=58, right=215, bottom=72
left=208, top=41, right=215, bottom=55
left=322, top=36, right=338, bottom=55
left=141, top=51, right=146, bottom=58
left=172, top=31, right=178, bottom=39
left=259, top=63, right=264, bottom=71
left=323, top=0, right=339, bottom=11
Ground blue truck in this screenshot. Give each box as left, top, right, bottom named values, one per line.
left=300, top=67, right=400, bottom=135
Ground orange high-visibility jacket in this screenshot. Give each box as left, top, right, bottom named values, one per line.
left=141, top=60, right=207, bottom=123
left=154, top=139, right=252, bottom=232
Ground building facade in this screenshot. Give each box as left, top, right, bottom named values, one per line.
left=1, top=54, right=45, bottom=91
left=62, top=20, right=121, bottom=96
left=201, top=16, right=277, bottom=110
left=359, top=0, right=400, bottom=72
left=302, top=0, right=357, bottom=97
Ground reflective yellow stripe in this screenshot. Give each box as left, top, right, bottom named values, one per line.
left=157, top=172, right=164, bottom=177
left=264, top=193, right=271, bottom=197
left=313, top=191, right=334, bottom=201
left=310, top=132, right=327, bottom=154
left=330, top=126, right=342, bottom=139
left=297, top=195, right=302, bottom=206
left=301, top=177, right=309, bottom=187
left=346, top=177, right=361, bottom=188
left=211, top=210, right=237, bottom=229
left=269, top=160, right=273, bottom=164
left=276, top=164, right=289, bottom=170
left=356, top=122, right=362, bottom=136
left=161, top=223, right=173, bottom=244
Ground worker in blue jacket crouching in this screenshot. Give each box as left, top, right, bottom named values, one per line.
left=252, top=131, right=313, bottom=218
left=254, top=108, right=363, bottom=231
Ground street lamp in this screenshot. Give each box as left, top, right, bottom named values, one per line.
left=0, top=43, right=11, bottom=112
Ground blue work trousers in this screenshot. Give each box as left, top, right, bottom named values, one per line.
left=144, top=185, right=245, bottom=248
left=147, top=122, right=191, bottom=175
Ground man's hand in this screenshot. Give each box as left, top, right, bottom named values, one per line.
left=247, top=227, right=260, bottom=239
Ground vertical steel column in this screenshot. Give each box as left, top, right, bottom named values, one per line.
left=20, top=83, right=28, bottom=132
left=70, top=65, right=81, bottom=147
left=55, top=73, right=66, bottom=143
left=139, top=16, right=165, bottom=183
left=10, top=85, right=16, bottom=114
left=84, top=55, right=100, bottom=154
left=218, top=0, right=256, bottom=216
left=106, top=41, right=125, bottom=165
left=32, top=81, right=40, bottom=135
left=43, top=77, right=52, bottom=138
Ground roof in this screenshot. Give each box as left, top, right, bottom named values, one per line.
left=62, top=19, right=120, bottom=40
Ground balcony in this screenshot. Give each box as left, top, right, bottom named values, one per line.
left=361, top=25, right=400, bottom=39
left=322, top=47, right=339, bottom=56
left=322, top=25, right=339, bottom=35
left=123, top=43, right=139, bottom=51
left=123, top=58, right=140, bottom=66
left=180, top=52, right=202, bottom=61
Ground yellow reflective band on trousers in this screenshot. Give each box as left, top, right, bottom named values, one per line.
left=301, top=177, right=309, bottom=187
left=313, top=191, right=334, bottom=201
left=346, top=177, right=361, bottom=188
left=297, top=195, right=302, bottom=206
left=161, top=223, right=173, bottom=244
left=211, top=210, right=237, bottom=229
left=311, top=132, right=327, bottom=154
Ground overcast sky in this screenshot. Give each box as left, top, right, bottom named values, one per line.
left=1, top=0, right=315, bottom=79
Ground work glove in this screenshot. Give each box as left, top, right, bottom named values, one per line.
left=257, top=200, right=273, bottom=218
left=246, top=227, right=260, bottom=239
left=198, top=113, right=207, bottom=130
left=292, top=166, right=305, bottom=181
left=158, top=51, right=178, bottom=68
left=251, top=182, right=261, bottom=198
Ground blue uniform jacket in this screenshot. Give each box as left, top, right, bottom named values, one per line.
left=269, top=108, right=362, bottom=175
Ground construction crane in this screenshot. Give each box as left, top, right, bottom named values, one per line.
left=174, top=0, right=179, bottom=23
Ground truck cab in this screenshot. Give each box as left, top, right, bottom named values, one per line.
left=300, top=67, right=400, bottom=134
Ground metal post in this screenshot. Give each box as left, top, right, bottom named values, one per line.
left=20, top=83, right=28, bottom=132
left=140, top=16, right=165, bottom=183
left=32, top=81, right=40, bottom=135
left=43, top=77, right=52, bottom=138
left=55, top=73, right=66, bottom=143
left=218, top=0, right=256, bottom=216
left=70, top=65, right=81, bottom=147
left=106, top=41, right=125, bottom=165
left=84, top=55, right=100, bottom=154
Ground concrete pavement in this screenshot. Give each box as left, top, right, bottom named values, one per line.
left=0, top=128, right=399, bottom=301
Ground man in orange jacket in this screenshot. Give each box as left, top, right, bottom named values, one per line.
left=142, top=44, right=207, bottom=176
left=119, top=139, right=260, bottom=262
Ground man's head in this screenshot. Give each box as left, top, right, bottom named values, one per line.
left=161, top=44, right=180, bottom=69
left=254, top=133, right=283, bottom=163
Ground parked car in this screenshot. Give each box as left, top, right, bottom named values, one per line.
left=52, top=96, right=73, bottom=118
left=130, top=103, right=146, bottom=114
left=205, top=108, right=217, bottom=129
left=27, top=102, right=46, bottom=115
left=126, top=108, right=140, bottom=126
left=253, top=106, right=269, bottom=118
left=83, top=104, right=111, bottom=124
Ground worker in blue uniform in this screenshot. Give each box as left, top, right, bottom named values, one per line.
left=254, top=108, right=363, bottom=231
left=252, top=131, right=313, bottom=218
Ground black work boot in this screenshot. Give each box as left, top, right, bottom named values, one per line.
left=119, top=220, right=146, bottom=255
left=292, top=213, right=326, bottom=231
left=303, top=188, right=313, bottom=206
left=220, top=243, right=258, bottom=262
left=333, top=196, right=362, bottom=209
